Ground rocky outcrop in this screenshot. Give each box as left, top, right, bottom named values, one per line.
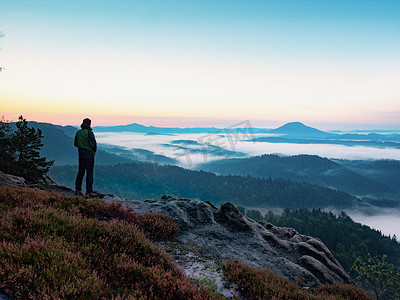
left=0, top=171, right=102, bottom=198
left=126, top=195, right=352, bottom=287
left=0, top=171, right=26, bottom=186
left=0, top=171, right=59, bottom=188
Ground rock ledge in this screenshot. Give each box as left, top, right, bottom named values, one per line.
left=128, top=195, right=352, bottom=287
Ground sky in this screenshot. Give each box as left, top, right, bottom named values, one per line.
left=1, top=0, right=400, bottom=130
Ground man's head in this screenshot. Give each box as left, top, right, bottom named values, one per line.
left=81, top=118, right=92, bottom=129
left=82, top=118, right=91, bottom=126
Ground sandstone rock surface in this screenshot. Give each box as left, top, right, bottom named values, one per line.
left=127, top=195, right=352, bottom=287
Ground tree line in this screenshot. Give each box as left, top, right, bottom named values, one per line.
left=50, top=162, right=355, bottom=208
left=198, top=154, right=400, bottom=202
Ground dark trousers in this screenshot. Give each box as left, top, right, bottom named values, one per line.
left=75, top=157, right=94, bottom=193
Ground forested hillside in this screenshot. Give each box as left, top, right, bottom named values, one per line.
left=197, top=154, right=400, bottom=201
left=336, top=159, right=400, bottom=192
left=50, top=162, right=355, bottom=208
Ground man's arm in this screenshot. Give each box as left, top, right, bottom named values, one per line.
left=88, top=130, right=97, bottom=153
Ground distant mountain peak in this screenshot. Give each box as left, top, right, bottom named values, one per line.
left=277, top=122, right=315, bottom=130
left=285, top=121, right=306, bottom=126
left=270, top=122, right=334, bottom=137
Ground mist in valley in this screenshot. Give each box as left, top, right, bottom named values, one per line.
left=96, top=132, right=400, bottom=168
left=345, top=208, right=400, bottom=239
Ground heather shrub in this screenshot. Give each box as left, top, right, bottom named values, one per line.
left=0, top=205, right=181, bottom=276
left=139, top=211, right=180, bottom=239
left=0, top=236, right=107, bottom=299
left=72, top=218, right=182, bottom=276
left=0, top=185, right=53, bottom=208
left=0, top=185, right=103, bottom=217
left=112, top=254, right=223, bottom=299
left=223, top=259, right=315, bottom=300
left=0, top=186, right=222, bottom=299
left=96, top=200, right=140, bottom=223
left=223, top=259, right=373, bottom=300
left=0, top=185, right=179, bottom=238
left=313, top=283, right=373, bottom=300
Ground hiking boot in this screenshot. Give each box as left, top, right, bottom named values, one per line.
left=85, top=192, right=97, bottom=198
left=75, top=190, right=84, bottom=196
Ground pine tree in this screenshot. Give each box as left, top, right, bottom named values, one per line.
left=11, top=116, right=54, bottom=182
left=0, top=116, right=16, bottom=173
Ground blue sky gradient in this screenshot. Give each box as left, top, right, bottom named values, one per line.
left=1, top=0, right=399, bottom=129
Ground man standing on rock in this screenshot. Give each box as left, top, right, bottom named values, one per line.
left=74, top=118, right=97, bottom=197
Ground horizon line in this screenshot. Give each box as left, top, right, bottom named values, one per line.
left=7, top=118, right=400, bottom=133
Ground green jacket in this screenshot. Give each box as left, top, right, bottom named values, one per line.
left=74, top=128, right=97, bottom=158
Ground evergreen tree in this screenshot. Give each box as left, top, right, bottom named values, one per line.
left=11, top=116, right=54, bottom=182
left=0, top=116, right=16, bottom=174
